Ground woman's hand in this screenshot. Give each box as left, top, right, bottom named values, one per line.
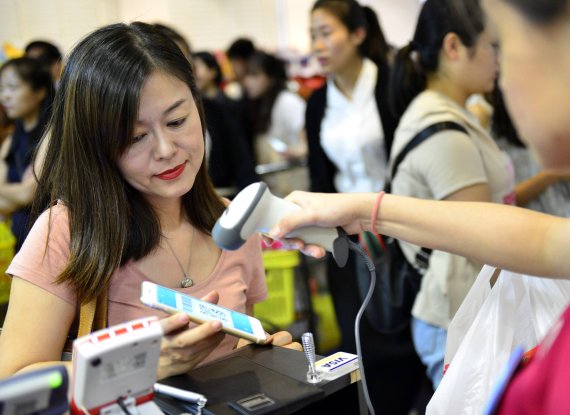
left=235, top=331, right=303, bottom=351
left=267, top=331, right=303, bottom=351
left=268, top=191, right=375, bottom=257
left=156, top=291, right=225, bottom=380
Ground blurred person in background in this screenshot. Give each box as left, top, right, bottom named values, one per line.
left=489, top=84, right=570, bottom=217
left=193, top=51, right=258, bottom=196
left=243, top=51, right=308, bottom=196
left=225, top=38, right=255, bottom=100
left=306, top=0, right=425, bottom=413
left=193, top=51, right=225, bottom=102
left=24, top=40, right=62, bottom=87
left=0, top=57, right=55, bottom=251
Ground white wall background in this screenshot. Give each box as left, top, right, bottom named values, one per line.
left=0, top=0, right=421, bottom=57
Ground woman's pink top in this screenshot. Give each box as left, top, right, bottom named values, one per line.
left=498, top=305, right=570, bottom=414
left=7, top=203, right=268, bottom=363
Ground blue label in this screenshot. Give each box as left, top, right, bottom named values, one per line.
left=157, top=285, right=177, bottom=309
left=154, top=284, right=254, bottom=335
left=229, top=310, right=253, bottom=334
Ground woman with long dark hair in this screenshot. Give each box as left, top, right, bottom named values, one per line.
left=0, top=22, right=299, bottom=379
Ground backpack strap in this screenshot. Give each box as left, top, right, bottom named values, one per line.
left=389, top=121, right=468, bottom=186
left=386, top=121, right=469, bottom=270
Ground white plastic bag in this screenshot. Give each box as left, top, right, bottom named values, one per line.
left=427, top=266, right=570, bottom=415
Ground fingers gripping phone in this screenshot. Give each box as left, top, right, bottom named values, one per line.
left=140, top=281, right=269, bottom=344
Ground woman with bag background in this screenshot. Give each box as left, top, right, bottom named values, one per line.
left=0, top=22, right=300, bottom=380
left=271, top=0, right=570, bottom=412
left=387, top=0, right=514, bottom=390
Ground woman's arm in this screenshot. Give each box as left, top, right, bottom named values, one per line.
left=514, top=170, right=568, bottom=207
left=0, top=134, right=49, bottom=214
left=271, top=191, right=570, bottom=279
left=515, top=171, right=557, bottom=207
left=0, top=278, right=76, bottom=378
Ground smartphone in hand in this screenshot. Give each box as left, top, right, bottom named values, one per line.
left=140, top=281, right=269, bottom=344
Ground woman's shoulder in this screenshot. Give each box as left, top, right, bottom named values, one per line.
left=397, top=91, right=466, bottom=132
left=30, top=202, right=70, bottom=238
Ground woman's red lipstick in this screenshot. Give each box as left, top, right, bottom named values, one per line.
left=156, top=162, right=186, bottom=180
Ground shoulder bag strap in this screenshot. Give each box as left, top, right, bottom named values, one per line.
left=78, top=289, right=108, bottom=337
left=61, top=289, right=108, bottom=361
left=386, top=121, right=469, bottom=270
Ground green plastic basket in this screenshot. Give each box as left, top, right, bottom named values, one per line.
left=0, top=221, right=16, bottom=304
left=254, top=250, right=299, bottom=329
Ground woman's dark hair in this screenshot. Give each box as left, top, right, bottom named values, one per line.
left=153, top=23, right=192, bottom=58
left=32, top=22, right=224, bottom=303
left=0, top=57, right=55, bottom=163
left=193, top=51, right=223, bottom=86
left=489, top=81, right=525, bottom=148
left=227, top=38, right=255, bottom=60
left=503, top=0, right=566, bottom=24
left=312, top=0, right=390, bottom=67
left=246, top=51, right=287, bottom=135
left=389, top=0, right=485, bottom=118
left=24, top=41, right=62, bottom=66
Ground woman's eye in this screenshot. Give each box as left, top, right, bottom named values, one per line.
left=168, top=118, right=186, bottom=128
left=132, top=133, right=146, bottom=143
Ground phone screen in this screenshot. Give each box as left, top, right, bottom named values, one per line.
left=155, top=284, right=256, bottom=335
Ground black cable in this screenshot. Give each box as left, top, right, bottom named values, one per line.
left=117, top=397, right=134, bottom=415
left=348, top=239, right=377, bottom=415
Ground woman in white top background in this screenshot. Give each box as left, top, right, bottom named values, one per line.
left=305, top=1, right=424, bottom=413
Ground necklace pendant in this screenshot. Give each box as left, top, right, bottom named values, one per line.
left=180, top=276, right=194, bottom=288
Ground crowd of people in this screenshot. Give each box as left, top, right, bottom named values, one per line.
left=1, top=0, right=570, bottom=413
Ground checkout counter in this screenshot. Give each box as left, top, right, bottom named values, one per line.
left=158, top=344, right=361, bottom=415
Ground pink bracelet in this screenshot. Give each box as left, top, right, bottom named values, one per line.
left=371, top=191, right=385, bottom=236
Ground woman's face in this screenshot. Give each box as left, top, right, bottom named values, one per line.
left=116, top=71, right=204, bottom=208
left=0, top=66, right=45, bottom=123
left=310, top=8, right=364, bottom=75
left=460, top=26, right=499, bottom=95
left=483, top=0, right=570, bottom=169
left=193, top=58, right=217, bottom=93
left=243, top=67, right=271, bottom=99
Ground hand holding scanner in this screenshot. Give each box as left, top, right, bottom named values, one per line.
left=212, top=182, right=348, bottom=267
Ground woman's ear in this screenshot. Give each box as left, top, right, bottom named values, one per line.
left=442, top=32, right=462, bottom=61
left=34, top=87, right=47, bottom=107
left=351, top=26, right=367, bottom=48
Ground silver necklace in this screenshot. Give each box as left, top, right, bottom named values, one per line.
left=163, top=226, right=195, bottom=288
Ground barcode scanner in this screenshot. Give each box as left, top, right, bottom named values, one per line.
left=212, top=182, right=348, bottom=267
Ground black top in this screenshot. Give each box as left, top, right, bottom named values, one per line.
left=305, top=62, right=398, bottom=193
left=202, top=97, right=258, bottom=193
left=6, top=119, right=46, bottom=251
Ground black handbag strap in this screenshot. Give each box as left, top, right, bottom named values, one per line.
left=386, top=121, right=469, bottom=270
